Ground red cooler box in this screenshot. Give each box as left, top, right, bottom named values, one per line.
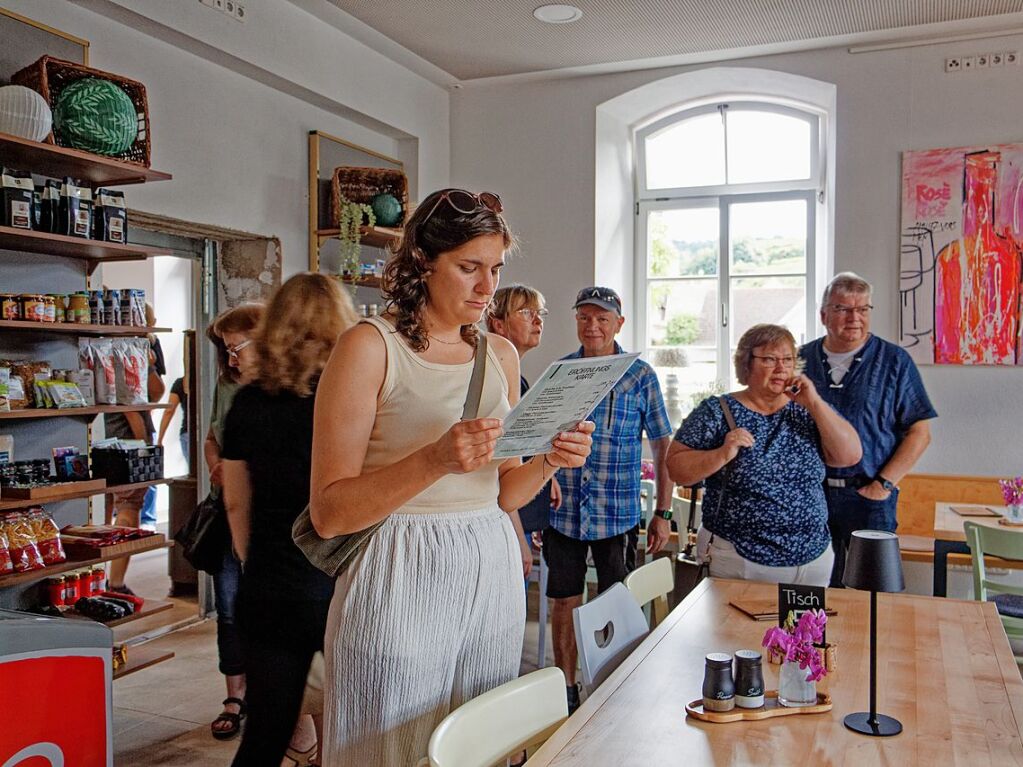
left=0, top=609, right=113, bottom=767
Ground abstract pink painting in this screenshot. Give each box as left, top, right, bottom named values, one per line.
left=900, top=143, right=1023, bottom=365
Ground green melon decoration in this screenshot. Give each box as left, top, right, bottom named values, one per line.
left=53, top=78, right=138, bottom=156
left=371, top=193, right=403, bottom=227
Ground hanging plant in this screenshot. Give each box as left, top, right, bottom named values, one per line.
left=335, top=195, right=376, bottom=283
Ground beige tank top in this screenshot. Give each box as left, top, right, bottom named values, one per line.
left=361, top=315, right=510, bottom=514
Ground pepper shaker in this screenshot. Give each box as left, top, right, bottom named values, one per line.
left=702, top=653, right=735, bottom=712
left=734, top=649, right=765, bottom=708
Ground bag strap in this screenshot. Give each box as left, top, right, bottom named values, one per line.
left=715, top=395, right=738, bottom=518
left=460, top=332, right=488, bottom=420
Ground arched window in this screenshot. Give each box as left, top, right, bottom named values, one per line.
left=635, top=101, right=824, bottom=411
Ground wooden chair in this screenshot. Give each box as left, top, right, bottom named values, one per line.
left=964, top=521, right=1023, bottom=666
left=624, top=556, right=674, bottom=628
left=425, top=667, right=568, bottom=767
left=572, top=582, right=649, bottom=693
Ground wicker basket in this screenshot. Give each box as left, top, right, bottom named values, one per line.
left=11, top=55, right=152, bottom=167
left=329, top=166, right=408, bottom=227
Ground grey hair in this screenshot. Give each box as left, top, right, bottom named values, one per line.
left=822, top=272, right=872, bottom=307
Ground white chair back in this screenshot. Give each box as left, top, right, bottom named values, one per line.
left=427, top=667, right=568, bottom=767
left=624, top=556, right=674, bottom=627
left=572, top=582, right=650, bottom=693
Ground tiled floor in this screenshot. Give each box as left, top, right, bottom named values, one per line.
left=112, top=555, right=555, bottom=766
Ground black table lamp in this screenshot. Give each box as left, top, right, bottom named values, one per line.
left=842, top=529, right=906, bottom=737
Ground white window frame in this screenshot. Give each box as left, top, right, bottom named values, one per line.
left=634, top=101, right=825, bottom=390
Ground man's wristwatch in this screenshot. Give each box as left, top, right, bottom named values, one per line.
left=653, top=508, right=673, bottom=521
left=875, top=475, right=895, bottom=492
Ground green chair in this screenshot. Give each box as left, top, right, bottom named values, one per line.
left=964, top=521, right=1023, bottom=666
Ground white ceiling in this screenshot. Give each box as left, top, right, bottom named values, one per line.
left=324, top=0, right=1023, bottom=82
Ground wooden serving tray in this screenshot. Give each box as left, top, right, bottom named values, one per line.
left=685, top=691, right=832, bottom=722
left=3, top=478, right=106, bottom=500
left=62, top=532, right=165, bottom=561
left=998, top=517, right=1023, bottom=527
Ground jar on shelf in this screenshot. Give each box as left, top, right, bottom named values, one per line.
left=46, top=576, right=66, bottom=607
left=20, top=294, right=45, bottom=322
left=1, top=294, right=20, bottom=320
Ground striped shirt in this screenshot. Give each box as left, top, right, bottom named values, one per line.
left=552, top=344, right=672, bottom=541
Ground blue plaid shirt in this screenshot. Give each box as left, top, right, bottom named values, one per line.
left=552, top=344, right=672, bottom=541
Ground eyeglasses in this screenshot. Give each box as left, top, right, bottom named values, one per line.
left=421, top=189, right=503, bottom=228
left=226, top=338, right=253, bottom=359
left=751, top=354, right=796, bottom=368
left=829, top=304, right=873, bottom=316
left=514, top=308, right=548, bottom=322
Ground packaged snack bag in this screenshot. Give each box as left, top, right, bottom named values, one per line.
left=113, top=337, right=148, bottom=405
left=27, top=507, right=65, bottom=565
left=2, top=512, right=45, bottom=572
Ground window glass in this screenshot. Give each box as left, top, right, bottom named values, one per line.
left=729, top=199, right=807, bottom=276
left=648, top=207, right=719, bottom=278
left=645, top=112, right=725, bottom=189
left=726, top=110, right=811, bottom=184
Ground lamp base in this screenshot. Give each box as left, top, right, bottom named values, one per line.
left=844, top=712, right=902, bottom=737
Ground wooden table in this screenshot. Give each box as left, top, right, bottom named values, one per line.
left=527, top=578, right=1023, bottom=766
left=932, top=503, right=1014, bottom=597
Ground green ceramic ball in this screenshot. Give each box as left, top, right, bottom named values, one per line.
left=53, top=78, right=138, bottom=156
left=370, top=193, right=403, bottom=227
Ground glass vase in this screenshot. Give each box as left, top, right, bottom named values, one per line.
left=1009, top=504, right=1023, bottom=523
left=777, top=659, right=817, bottom=707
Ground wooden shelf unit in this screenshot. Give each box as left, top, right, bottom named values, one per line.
left=0, top=534, right=171, bottom=587
left=0, top=477, right=174, bottom=513
left=315, top=225, right=402, bottom=249
left=0, top=226, right=172, bottom=271
left=0, top=320, right=170, bottom=336
left=0, top=403, right=171, bottom=421
left=113, top=645, right=176, bottom=680
left=0, top=131, right=172, bottom=186
left=339, top=275, right=382, bottom=289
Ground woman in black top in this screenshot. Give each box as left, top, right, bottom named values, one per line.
left=221, top=272, right=358, bottom=767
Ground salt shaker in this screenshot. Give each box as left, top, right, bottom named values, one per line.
left=702, top=653, right=735, bottom=712
left=733, top=649, right=765, bottom=708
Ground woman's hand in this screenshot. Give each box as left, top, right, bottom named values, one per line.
left=543, top=421, right=595, bottom=469
left=518, top=534, right=533, bottom=579
left=209, top=460, right=224, bottom=486
left=720, top=427, right=754, bottom=462
left=784, top=373, right=821, bottom=408
left=429, top=418, right=504, bottom=474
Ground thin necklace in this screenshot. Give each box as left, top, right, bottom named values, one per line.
left=428, top=333, right=464, bottom=345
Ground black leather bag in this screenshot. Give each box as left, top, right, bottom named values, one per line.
left=293, top=333, right=489, bottom=578
left=174, top=492, right=229, bottom=574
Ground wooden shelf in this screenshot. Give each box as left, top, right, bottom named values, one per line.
left=316, top=225, right=402, bottom=249
left=113, top=645, right=175, bottom=680
left=0, top=403, right=171, bottom=421
left=339, top=275, right=382, bottom=289
left=0, top=132, right=172, bottom=186
left=0, top=533, right=171, bottom=586
left=0, top=226, right=172, bottom=269
left=0, top=320, right=170, bottom=336
left=0, top=476, right=175, bottom=512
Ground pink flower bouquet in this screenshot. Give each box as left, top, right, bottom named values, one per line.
left=999, top=477, right=1023, bottom=507
left=762, top=609, right=829, bottom=682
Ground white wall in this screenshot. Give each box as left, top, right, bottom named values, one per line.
left=2, top=0, right=449, bottom=276
left=451, top=35, right=1023, bottom=476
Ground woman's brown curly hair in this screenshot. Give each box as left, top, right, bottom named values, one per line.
left=382, top=188, right=514, bottom=352
left=207, top=303, right=264, bottom=383
left=254, top=273, right=359, bottom=396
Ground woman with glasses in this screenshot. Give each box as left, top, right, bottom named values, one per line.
left=665, top=324, right=861, bottom=586
left=309, top=189, right=594, bottom=765
left=221, top=274, right=359, bottom=766
left=203, top=302, right=263, bottom=742
left=487, top=285, right=563, bottom=576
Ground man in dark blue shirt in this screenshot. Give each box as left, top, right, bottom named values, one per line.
left=801, top=272, right=937, bottom=587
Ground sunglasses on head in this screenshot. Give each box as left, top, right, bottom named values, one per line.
left=421, top=189, right=503, bottom=228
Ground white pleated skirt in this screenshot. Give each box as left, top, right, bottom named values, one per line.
left=321, top=505, right=525, bottom=767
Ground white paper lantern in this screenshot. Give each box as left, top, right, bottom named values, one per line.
left=0, top=85, right=53, bottom=142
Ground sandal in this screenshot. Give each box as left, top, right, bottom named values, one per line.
left=284, top=743, right=318, bottom=767
left=211, top=696, right=246, bottom=741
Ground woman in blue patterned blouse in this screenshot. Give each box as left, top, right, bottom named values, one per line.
left=666, top=324, right=862, bottom=586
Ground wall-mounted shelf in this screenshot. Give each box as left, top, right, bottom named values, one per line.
left=0, top=403, right=171, bottom=421
left=0, top=533, right=172, bottom=586
left=0, top=131, right=172, bottom=186
left=113, top=645, right=175, bottom=680
left=0, top=477, right=175, bottom=513
left=315, top=226, right=401, bottom=249
left=339, top=275, right=382, bottom=289
left=0, top=226, right=172, bottom=271
left=0, top=320, right=170, bottom=336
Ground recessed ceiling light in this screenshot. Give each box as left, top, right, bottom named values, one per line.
left=533, top=4, right=583, bottom=24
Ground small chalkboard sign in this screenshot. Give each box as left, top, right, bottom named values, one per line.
left=778, top=583, right=826, bottom=644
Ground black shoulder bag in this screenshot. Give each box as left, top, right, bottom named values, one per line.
left=292, top=333, right=489, bottom=577
left=174, top=491, right=228, bottom=575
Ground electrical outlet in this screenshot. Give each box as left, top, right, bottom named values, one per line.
left=212, top=0, right=224, bottom=10
left=976, top=53, right=990, bottom=68
left=945, top=57, right=961, bottom=72
left=224, top=0, right=235, bottom=15
left=234, top=2, right=246, bottom=21
left=962, top=56, right=976, bottom=70
left=991, top=52, right=1004, bottom=67
left=1007, top=51, right=1019, bottom=65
